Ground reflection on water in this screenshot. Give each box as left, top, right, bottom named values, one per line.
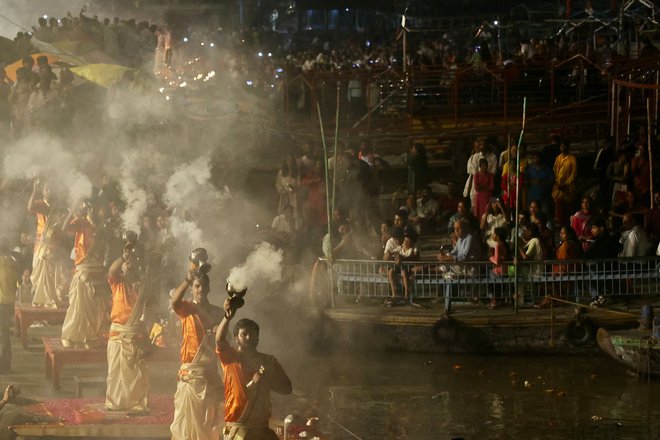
left=278, top=351, right=660, bottom=440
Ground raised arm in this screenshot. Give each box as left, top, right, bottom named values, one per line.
left=108, top=256, right=124, bottom=280
left=215, top=298, right=233, bottom=350
left=170, top=268, right=194, bottom=311
left=27, top=180, right=39, bottom=213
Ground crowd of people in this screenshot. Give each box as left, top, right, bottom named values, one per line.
left=294, top=129, right=660, bottom=309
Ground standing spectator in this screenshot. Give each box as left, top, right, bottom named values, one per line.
left=552, top=140, right=577, bottom=227
left=645, top=191, right=660, bottom=246
left=7, top=67, right=32, bottom=137
left=473, top=158, right=494, bottom=220
left=0, top=67, right=11, bottom=135
left=630, top=148, right=651, bottom=206
left=524, top=152, right=553, bottom=214
left=585, top=217, right=621, bottom=306
left=541, top=134, right=561, bottom=170
left=606, top=151, right=629, bottom=205
left=514, top=223, right=544, bottom=304
left=501, top=155, right=523, bottom=214
left=408, top=143, right=429, bottom=194
left=0, top=246, right=18, bottom=374
left=300, top=160, right=327, bottom=241
left=275, top=153, right=300, bottom=230
left=465, top=138, right=497, bottom=210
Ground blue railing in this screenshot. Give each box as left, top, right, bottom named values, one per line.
left=321, top=257, right=660, bottom=310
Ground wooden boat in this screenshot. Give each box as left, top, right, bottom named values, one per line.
left=597, top=328, right=660, bottom=375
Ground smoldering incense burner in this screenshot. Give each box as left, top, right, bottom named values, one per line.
left=189, top=248, right=212, bottom=276
left=226, top=280, right=247, bottom=312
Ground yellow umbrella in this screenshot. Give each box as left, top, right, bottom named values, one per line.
left=70, top=63, right=136, bottom=88
left=4, top=53, right=77, bottom=82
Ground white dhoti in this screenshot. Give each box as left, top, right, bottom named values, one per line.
left=170, top=335, right=221, bottom=440
left=61, top=266, right=108, bottom=347
left=31, top=256, right=65, bottom=308
left=105, top=323, right=149, bottom=411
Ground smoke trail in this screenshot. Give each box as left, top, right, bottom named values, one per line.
left=2, top=133, right=92, bottom=207
left=227, top=242, right=283, bottom=291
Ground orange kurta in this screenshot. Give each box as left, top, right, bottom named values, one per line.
left=216, top=345, right=249, bottom=422
left=67, top=217, right=96, bottom=266
left=30, top=199, right=50, bottom=249
left=172, top=300, right=206, bottom=364
left=108, top=274, right=139, bottom=336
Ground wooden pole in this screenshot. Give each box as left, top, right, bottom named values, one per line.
left=648, top=98, right=654, bottom=209
left=332, top=81, right=341, bottom=216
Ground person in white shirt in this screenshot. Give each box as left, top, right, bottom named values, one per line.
left=620, top=213, right=651, bottom=257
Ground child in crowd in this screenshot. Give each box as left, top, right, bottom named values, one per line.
left=16, top=269, right=32, bottom=305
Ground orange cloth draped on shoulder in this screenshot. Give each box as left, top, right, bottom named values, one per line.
left=30, top=200, right=51, bottom=248
left=552, top=240, right=581, bottom=274
left=108, top=274, right=139, bottom=336
left=173, top=300, right=206, bottom=364
left=216, top=345, right=249, bottom=423
left=67, top=217, right=95, bottom=265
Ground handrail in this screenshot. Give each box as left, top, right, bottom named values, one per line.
left=322, top=256, right=660, bottom=311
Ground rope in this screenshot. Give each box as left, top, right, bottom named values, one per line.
left=292, top=388, right=364, bottom=440
left=544, top=296, right=639, bottom=318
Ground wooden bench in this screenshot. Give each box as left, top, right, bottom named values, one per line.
left=42, top=337, right=179, bottom=389
left=73, top=375, right=107, bottom=398
left=14, top=305, right=67, bottom=349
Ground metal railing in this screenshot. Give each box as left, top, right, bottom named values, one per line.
left=321, top=256, right=660, bottom=310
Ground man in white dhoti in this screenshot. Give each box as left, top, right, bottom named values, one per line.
left=105, top=251, right=149, bottom=412
left=28, top=180, right=67, bottom=308
left=61, top=200, right=109, bottom=348
left=170, top=267, right=223, bottom=440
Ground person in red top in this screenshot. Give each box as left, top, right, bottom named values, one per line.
left=105, top=251, right=149, bottom=412
left=60, top=200, right=109, bottom=348
left=169, top=266, right=223, bottom=440
left=216, top=299, right=292, bottom=440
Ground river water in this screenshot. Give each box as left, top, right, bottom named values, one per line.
left=275, top=350, right=660, bottom=440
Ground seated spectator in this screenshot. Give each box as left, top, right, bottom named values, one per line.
left=447, top=199, right=479, bottom=235
left=619, top=212, right=651, bottom=257
left=384, top=228, right=418, bottom=305
left=410, top=186, right=439, bottom=234
left=553, top=226, right=582, bottom=274
left=514, top=223, right=544, bottom=304
left=570, top=197, right=594, bottom=252
left=481, top=197, right=509, bottom=250
left=393, top=209, right=418, bottom=242
left=438, top=220, right=484, bottom=263
left=609, top=191, right=648, bottom=233
left=487, top=227, right=511, bottom=309
left=399, top=194, right=417, bottom=218
left=533, top=212, right=555, bottom=259
left=585, top=217, right=620, bottom=259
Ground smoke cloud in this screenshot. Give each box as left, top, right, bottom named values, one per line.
left=227, top=242, right=283, bottom=292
